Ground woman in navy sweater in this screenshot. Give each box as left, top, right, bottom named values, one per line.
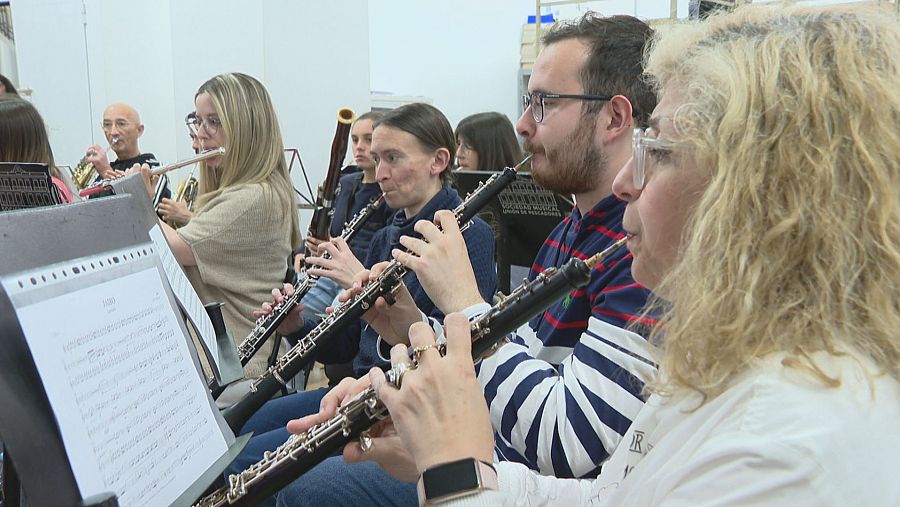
left=225, top=103, right=498, bottom=507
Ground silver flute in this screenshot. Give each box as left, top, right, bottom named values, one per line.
left=84, top=147, right=225, bottom=189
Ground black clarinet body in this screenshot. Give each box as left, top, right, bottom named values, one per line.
left=196, top=235, right=624, bottom=507
left=220, top=164, right=523, bottom=432
left=208, top=195, right=388, bottom=397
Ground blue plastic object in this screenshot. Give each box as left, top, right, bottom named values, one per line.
left=527, top=13, right=556, bottom=24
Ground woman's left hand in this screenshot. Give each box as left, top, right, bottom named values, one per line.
left=157, top=198, right=192, bottom=226
left=343, top=418, right=421, bottom=483
left=306, top=236, right=366, bottom=289
left=370, top=313, right=495, bottom=475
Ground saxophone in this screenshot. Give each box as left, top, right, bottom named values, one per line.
left=71, top=136, right=119, bottom=189
left=166, top=169, right=200, bottom=228
left=194, top=235, right=627, bottom=507
left=208, top=194, right=388, bottom=397
left=220, top=157, right=530, bottom=433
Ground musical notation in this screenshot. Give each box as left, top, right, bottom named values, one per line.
left=2, top=246, right=228, bottom=507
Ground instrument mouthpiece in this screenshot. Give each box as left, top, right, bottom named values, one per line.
left=585, top=236, right=628, bottom=269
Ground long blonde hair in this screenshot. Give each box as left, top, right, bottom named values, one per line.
left=194, top=73, right=300, bottom=247
left=642, top=5, right=900, bottom=399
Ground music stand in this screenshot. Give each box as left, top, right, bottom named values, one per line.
left=0, top=195, right=248, bottom=507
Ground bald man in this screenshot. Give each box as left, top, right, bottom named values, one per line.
left=84, top=103, right=159, bottom=180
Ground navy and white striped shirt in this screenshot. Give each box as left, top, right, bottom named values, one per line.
left=478, top=194, right=656, bottom=478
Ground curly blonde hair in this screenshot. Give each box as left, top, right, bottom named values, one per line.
left=194, top=72, right=300, bottom=248
left=642, top=4, right=900, bottom=400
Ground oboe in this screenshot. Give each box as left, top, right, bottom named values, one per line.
left=221, top=157, right=529, bottom=433
left=194, top=235, right=627, bottom=507
left=233, top=195, right=386, bottom=371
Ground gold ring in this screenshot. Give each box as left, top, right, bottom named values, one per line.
left=413, top=344, right=436, bottom=362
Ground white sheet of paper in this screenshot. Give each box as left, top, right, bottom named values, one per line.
left=148, top=224, right=219, bottom=368
left=2, top=248, right=228, bottom=507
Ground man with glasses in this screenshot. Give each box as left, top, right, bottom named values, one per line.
left=461, top=12, right=659, bottom=479
left=274, top=12, right=659, bottom=507
left=83, top=102, right=159, bottom=180
left=414, top=12, right=658, bottom=478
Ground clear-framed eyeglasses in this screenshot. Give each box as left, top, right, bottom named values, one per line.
left=522, top=91, right=613, bottom=123
left=101, top=120, right=134, bottom=132
left=194, top=116, right=222, bottom=135
left=632, top=127, right=680, bottom=190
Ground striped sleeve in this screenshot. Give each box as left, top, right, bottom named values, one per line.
left=475, top=265, right=658, bottom=478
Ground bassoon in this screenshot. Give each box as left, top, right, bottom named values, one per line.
left=306, top=109, right=356, bottom=247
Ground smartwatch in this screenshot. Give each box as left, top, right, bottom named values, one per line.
left=417, top=458, right=499, bottom=506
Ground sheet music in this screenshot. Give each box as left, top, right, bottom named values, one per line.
left=148, top=224, right=219, bottom=368
left=1, top=245, right=228, bottom=507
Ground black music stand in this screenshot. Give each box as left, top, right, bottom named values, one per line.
left=0, top=195, right=248, bottom=507
left=454, top=171, right=573, bottom=293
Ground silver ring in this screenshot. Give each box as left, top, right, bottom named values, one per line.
left=387, top=362, right=408, bottom=388
left=359, top=431, right=373, bottom=453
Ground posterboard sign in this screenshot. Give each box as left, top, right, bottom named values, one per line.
left=0, top=162, right=62, bottom=211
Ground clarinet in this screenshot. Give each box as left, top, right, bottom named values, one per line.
left=220, top=158, right=528, bottom=433
left=193, top=235, right=626, bottom=507
left=207, top=195, right=387, bottom=398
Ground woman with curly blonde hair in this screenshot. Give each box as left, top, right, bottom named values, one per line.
left=356, top=4, right=900, bottom=506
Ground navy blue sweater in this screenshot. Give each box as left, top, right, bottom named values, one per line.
left=329, top=171, right=394, bottom=262
left=311, top=183, right=498, bottom=375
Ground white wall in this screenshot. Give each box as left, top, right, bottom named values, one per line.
left=13, top=0, right=693, bottom=189
left=367, top=0, right=691, bottom=130
left=0, top=34, right=16, bottom=87
left=12, top=0, right=370, bottom=226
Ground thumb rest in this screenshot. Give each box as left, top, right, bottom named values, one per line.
left=220, top=157, right=529, bottom=433
left=195, top=234, right=626, bottom=507
left=209, top=194, right=387, bottom=397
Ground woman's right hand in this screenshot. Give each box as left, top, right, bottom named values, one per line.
left=371, top=314, right=495, bottom=475
left=252, top=283, right=305, bottom=335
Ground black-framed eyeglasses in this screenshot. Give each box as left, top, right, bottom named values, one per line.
left=522, top=92, right=613, bottom=123
left=185, top=112, right=199, bottom=136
